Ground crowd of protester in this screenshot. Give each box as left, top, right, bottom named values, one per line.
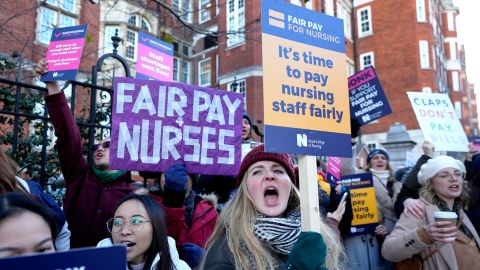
left=0, top=59, right=479, bottom=270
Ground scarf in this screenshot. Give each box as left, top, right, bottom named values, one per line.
left=253, top=208, right=301, bottom=255
left=370, top=168, right=394, bottom=198
left=184, top=190, right=196, bottom=228
left=433, top=196, right=475, bottom=240
left=92, top=165, right=126, bottom=186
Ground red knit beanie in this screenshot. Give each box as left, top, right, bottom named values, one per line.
left=236, top=144, right=296, bottom=187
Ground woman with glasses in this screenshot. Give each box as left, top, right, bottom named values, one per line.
left=97, top=193, right=190, bottom=270
left=382, top=155, right=480, bottom=269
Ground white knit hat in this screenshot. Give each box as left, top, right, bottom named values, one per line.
left=417, top=155, right=465, bottom=186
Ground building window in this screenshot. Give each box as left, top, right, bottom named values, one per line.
left=226, top=0, right=245, bottom=47
left=290, top=0, right=302, bottom=6
left=359, top=52, right=374, bottom=70
left=454, top=101, right=462, bottom=119
left=126, top=30, right=137, bottom=60
left=419, top=40, right=430, bottom=68
left=347, top=61, right=355, bottom=76
left=337, top=2, right=352, bottom=40
left=141, top=19, right=151, bottom=32
left=173, top=0, right=192, bottom=23
left=449, top=41, right=457, bottom=60
left=325, top=0, right=334, bottom=16
left=447, top=12, right=455, bottom=31
left=357, top=6, right=372, bottom=37
left=128, top=15, right=137, bottom=26
left=365, top=141, right=379, bottom=152
left=416, top=0, right=426, bottom=22
left=452, top=71, right=460, bottom=92
left=199, top=0, right=211, bottom=23
left=36, top=1, right=78, bottom=44
left=198, top=58, right=211, bottom=86
left=173, top=58, right=190, bottom=83
left=306, top=0, right=313, bottom=10
left=228, top=79, right=247, bottom=109
left=103, top=26, right=121, bottom=55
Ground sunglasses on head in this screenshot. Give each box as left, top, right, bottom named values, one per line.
left=92, top=141, right=110, bottom=151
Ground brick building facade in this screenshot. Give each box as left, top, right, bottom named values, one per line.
left=0, top=0, right=477, bottom=148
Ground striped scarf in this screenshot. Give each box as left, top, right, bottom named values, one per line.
left=253, top=208, right=301, bottom=255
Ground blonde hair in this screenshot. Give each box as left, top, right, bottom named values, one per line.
left=420, top=177, right=470, bottom=207
left=203, top=174, right=344, bottom=270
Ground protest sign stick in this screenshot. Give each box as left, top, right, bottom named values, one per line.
left=298, top=155, right=321, bottom=232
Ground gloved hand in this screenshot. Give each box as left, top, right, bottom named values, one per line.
left=180, top=242, right=204, bottom=269
left=286, top=232, right=328, bottom=270
left=164, top=163, right=188, bottom=193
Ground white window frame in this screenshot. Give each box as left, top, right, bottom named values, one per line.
left=228, top=79, right=247, bottom=110
left=447, top=12, right=455, bottom=31
left=419, top=40, right=430, bottom=68
left=449, top=41, right=457, bottom=60
left=125, top=30, right=137, bottom=61
left=357, top=6, right=372, bottom=37
left=226, top=0, right=245, bottom=47
left=325, top=0, right=334, bottom=16
left=347, top=60, right=355, bottom=76
left=36, top=1, right=78, bottom=45
left=180, top=59, right=190, bottom=84
left=416, top=0, right=426, bottom=22
left=454, top=101, right=462, bottom=119
left=306, top=0, right=313, bottom=10
left=173, top=0, right=192, bottom=23
left=199, top=0, right=211, bottom=24
left=198, top=58, right=211, bottom=86
left=452, top=71, right=460, bottom=92
left=291, top=0, right=302, bottom=6
left=359, top=52, right=374, bottom=70
left=337, top=2, right=352, bottom=40
left=173, top=57, right=190, bottom=83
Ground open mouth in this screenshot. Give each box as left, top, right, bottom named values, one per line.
left=121, top=241, right=136, bottom=249
left=264, top=187, right=279, bottom=206
left=448, top=184, right=460, bottom=191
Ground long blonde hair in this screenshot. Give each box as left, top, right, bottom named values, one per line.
left=203, top=174, right=344, bottom=270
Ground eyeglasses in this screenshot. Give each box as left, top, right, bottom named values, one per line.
left=434, top=170, right=465, bottom=180
left=92, top=141, right=110, bottom=151
left=106, top=217, right=150, bottom=233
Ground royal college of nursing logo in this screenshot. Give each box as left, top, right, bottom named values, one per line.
left=296, top=134, right=307, bottom=147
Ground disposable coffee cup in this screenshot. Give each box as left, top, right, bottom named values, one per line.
left=433, top=211, right=458, bottom=241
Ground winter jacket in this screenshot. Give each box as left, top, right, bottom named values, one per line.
left=394, top=155, right=431, bottom=217
left=150, top=192, right=218, bottom=248
left=201, top=235, right=289, bottom=270
left=46, top=92, right=133, bottom=247
left=382, top=199, right=480, bottom=270
left=96, top=237, right=190, bottom=270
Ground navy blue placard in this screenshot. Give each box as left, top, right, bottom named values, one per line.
left=348, top=66, right=392, bottom=125
left=341, top=173, right=379, bottom=236
left=262, top=0, right=345, bottom=53
left=264, top=125, right=352, bottom=157
left=0, top=246, right=126, bottom=269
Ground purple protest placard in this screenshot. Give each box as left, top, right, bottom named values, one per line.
left=136, top=32, right=174, bottom=81
left=110, top=77, right=244, bottom=175
left=348, top=66, right=392, bottom=125
left=41, top=24, right=88, bottom=82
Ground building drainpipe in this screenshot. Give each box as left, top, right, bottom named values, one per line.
left=351, top=0, right=361, bottom=144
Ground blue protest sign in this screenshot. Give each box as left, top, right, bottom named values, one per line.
left=348, top=66, right=392, bottom=125
left=0, top=246, right=126, bottom=269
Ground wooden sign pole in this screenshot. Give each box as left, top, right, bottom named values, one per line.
left=298, top=155, right=321, bottom=232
